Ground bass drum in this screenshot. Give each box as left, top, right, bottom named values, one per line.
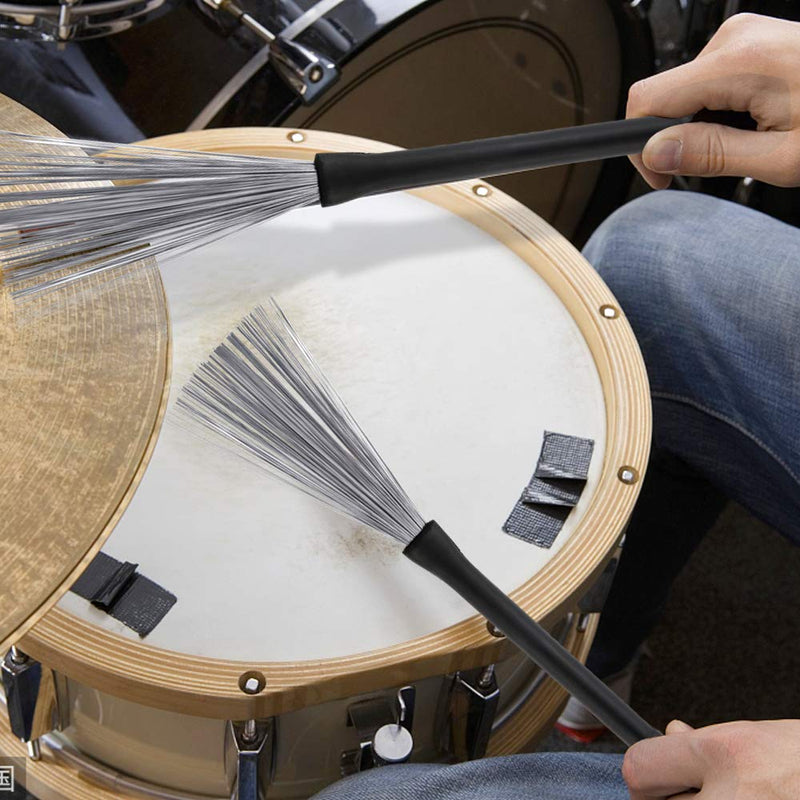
left=80, top=0, right=654, bottom=242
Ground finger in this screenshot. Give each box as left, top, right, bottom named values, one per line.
left=693, top=12, right=755, bottom=58
left=626, top=53, right=783, bottom=122
left=628, top=153, right=673, bottom=190
left=666, top=720, right=695, bottom=734
left=641, top=123, right=795, bottom=184
left=624, top=55, right=739, bottom=188
left=696, top=12, right=793, bottom=59
left=623, top=734, right=705, bottom=798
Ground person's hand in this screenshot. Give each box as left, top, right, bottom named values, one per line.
left=626, top=13, right=800, bottom=188
left=623, top=718, right=800, bottom=799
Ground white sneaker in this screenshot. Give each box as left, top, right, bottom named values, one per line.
left=555, top=652, right=643, bottom=743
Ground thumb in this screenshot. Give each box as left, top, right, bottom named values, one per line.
left=666, top=719, right=694, bottom=734
left=642, top=122, right=791, bottom=184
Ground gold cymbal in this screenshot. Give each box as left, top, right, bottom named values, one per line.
left=0, top=95, right=169, bottom=652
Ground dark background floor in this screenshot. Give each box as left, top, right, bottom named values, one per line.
left=541, top=501, right=800, bottom=755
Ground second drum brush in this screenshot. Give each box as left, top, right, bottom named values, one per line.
left=177, top=299, right=662, bottom=747
left=0, top=115, right=687, bottom=296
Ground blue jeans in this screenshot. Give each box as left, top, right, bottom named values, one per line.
left=586, top=190, right=800, bottom=677
left=311, top=191, right=800, bottom=799
left=312, top=754, right=625, bottom=800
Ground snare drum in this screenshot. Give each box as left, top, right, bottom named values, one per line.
left=6, top=128, right=649, bottom=799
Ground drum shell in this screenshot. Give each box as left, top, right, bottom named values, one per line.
left=24, top=615, right=591, bottom=798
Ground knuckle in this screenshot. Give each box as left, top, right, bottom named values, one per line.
left=627, top=79, right=651, bottom=114
left=724, top=37, right=767, bottom=69
left=702, top=127, right=728, bottom=175
left=696, top=723, right=750, bottom=765
left=715, top=14, right=773, bottom=65
left=719, top=12, right=759, bottom=35
left=695, top=731, right=730, bottom=763
left=621, top=746, right=645, bottom=789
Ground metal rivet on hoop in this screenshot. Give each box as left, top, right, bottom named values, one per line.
left=473, top=184, right=491, bottom=198
left=486, top=621, right=505, bottom=638
left=617, top=466, right=639, bottom=485
left=239, top=670, right=267, bottom=694
left=600, top=304, right=619, bottom=319
left=287, top=131, right=306, bottom=143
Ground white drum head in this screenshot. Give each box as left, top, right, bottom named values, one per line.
left=58, top=188, right=606, bottom=661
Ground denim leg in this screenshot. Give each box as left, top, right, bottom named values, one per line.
left=584, top=190, right=800, bottom=676
left=311, top=753, right=626, bottom=800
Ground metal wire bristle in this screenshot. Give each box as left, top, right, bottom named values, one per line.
left=176, top=300, right=426, bottom=545
left=0, top=131, right=320, bottom=298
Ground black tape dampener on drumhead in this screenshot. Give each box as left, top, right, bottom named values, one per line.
left=503, top=432, right=594, bottom=548
left=70, top=552, right=176, bottom=637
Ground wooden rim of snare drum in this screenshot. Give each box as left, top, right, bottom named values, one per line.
left=21, top=128, right=651, bottom=720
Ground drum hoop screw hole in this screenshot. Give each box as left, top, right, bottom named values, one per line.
left=288, top=131, right=306, bottom=143
left=473, top=184, right=491, bottom=198
left=617, top=466, right=639, bottom=485
left=239, top=670, right=267, bottom=694
left=600, top=304, right=619, bottom=319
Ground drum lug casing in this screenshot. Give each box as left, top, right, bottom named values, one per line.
left=196, top=0, right=339, bottom=104
left=270, top=37, right=339, bottom=104
left=341, top=685, right=416, bottom=774
left=1, top=648, right=60, bottom=760
left=440, top=666, right=500, bottom=761
left=225, top=718, right=276, bottom=800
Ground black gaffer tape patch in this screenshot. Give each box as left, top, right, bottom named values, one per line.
left=71, top=552, right=176, bottom=637
left=503, top=431, right=594, bottom=548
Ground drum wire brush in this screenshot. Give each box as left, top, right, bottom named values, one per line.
left=0, top=116, right=687, bottom=297
left=176, top=299, right=662, bottom=746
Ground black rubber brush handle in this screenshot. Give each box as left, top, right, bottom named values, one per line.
left=315, top=115, right=690, bottom=207
left=403, top=521, right=661, bottom=746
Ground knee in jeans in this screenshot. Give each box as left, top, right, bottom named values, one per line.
left=582, top=191, right=723, bottom=325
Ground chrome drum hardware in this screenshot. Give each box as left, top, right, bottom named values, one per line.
left=0, top=0, right=174, bottom=41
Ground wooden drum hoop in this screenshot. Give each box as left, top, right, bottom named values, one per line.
left=19, top=127, right=651, bottom=722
